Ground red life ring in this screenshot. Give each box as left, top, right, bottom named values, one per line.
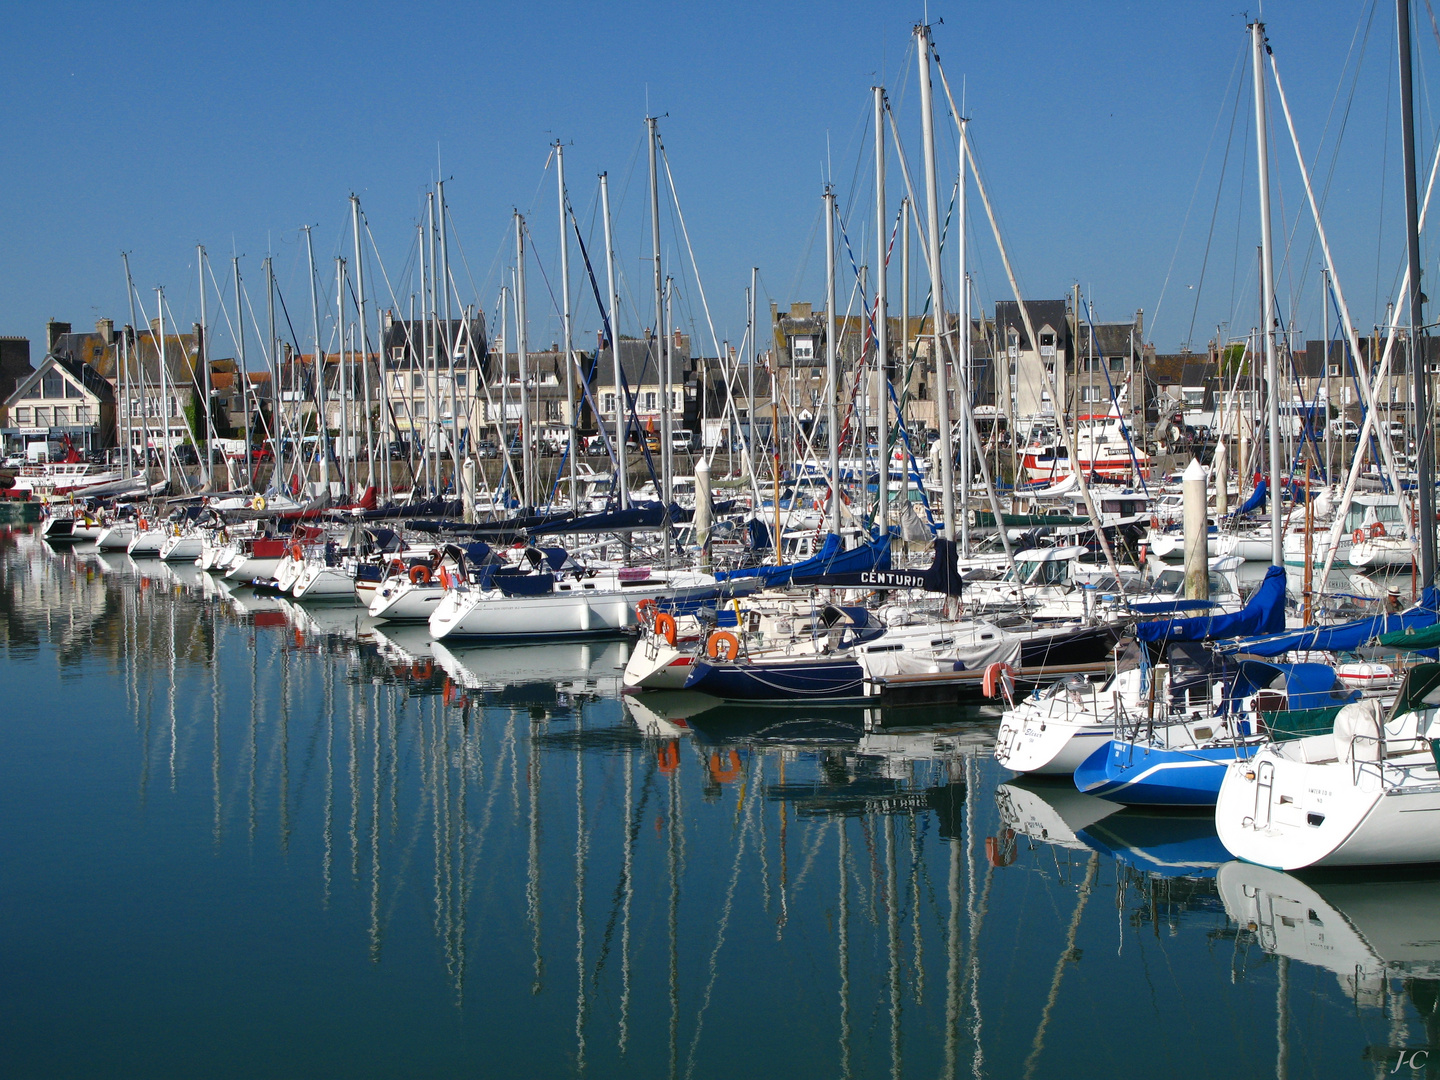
left=982, top=661, right=1015, bottom=700
left=1352, top=528, right=1365, bottom=546
left=706, top=630, right=740, bottom=661
left=1370, top=521, right=1386, bottom=539
left=409, top=564, right=432, bottom=585
left=290, top=543, right=304, bottom=561
left=636, top=598, right=657, bottom=625
left=654, top=611, right=678, bottom=646
left=388, top=558, right=406, bottom=577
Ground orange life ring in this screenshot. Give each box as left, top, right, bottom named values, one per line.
left=706, top=630, right=740, bottom=661
left=138, top=517, right=148, bottom=531
left=1370, top=521, right=1386, bottom=539
left=291, top=543, right=304, bottom=561
left=1352, top=528, right=1365, bottom=546
left=409, top=564, right=432, bottom=585
left=438, top=566, right=452, bottom=589
left=982, top=661, right=1015, bottom=700
left=411, top=660, right=433, bottom=680
left=388, top=558, right=406, bottom=577
left=636, top=598, right=657, bottom=625
left=1150, top=514, right=1159, bottom=529
left=654, top=611, right=678, bottom=646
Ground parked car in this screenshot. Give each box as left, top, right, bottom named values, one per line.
left=3, top=453, right=25, bottom=469
left=672, top=429, right=695, bottom=453
left=474, top=439, right=499, bottom=459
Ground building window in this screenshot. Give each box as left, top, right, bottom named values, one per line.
left=1327, top=364, right=1340, bottom=377
left=1109, top=356, right=1125, bottom=372
left=1039, top=332, right=1056, bottom=358
left=14, top=407, right=30, bottom=424
left=1081, top=357, right=1101, bottom=372
left=455, top=373, right=467, bottom=389
left=34, top=407, right=50, bottom=426
left=792, top=337, right=815, bottom=361
left=602, top=393, right=616, bottom=415
left=391, top=347, right=405, bottom=362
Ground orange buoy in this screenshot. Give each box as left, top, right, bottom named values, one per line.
left=706, top=630, right=740, bottom=661
left=409, top=564, right=432, bottom=585
left=654, top=611, right=678, bottom=646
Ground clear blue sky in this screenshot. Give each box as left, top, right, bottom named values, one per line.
left=1, top=0, right=1432, bottom=363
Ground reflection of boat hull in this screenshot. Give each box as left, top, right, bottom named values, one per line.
left=996, top=779, right=1121, bottom=849
left=1217, top=863, right=1440, bottom=990
left=1077, top=808, right=1229, bottom=877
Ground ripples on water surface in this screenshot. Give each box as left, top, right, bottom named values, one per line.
left=2, top=527, right=1437, bottom=1079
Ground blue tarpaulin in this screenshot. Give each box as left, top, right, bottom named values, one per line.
left=1234, top=479, right=1267, bottom=515
left=1217, top=586, right=1440, bottom=656
left=716, top=532, right=891, bottom=588
left=1135, top=565, right=1287, bottom=643
left=1227, top=660, right=1360, bottom=712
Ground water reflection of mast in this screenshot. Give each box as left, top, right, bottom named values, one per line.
left=280, top=639, right=292, bottom=850
left=211, top=614, right=222, bottom=843
left=1021, top=851, right=1098, bottom=1080
left=838, top=819, right=851, bottom=1080
left=886, top=813, right=902, bottom=1080
left=527, top=708, right=543, bottom=994
left=668, top=747, right=680, bottom=1080
left=619, top=744, right=633, bottom=1053
left=944, top=768, right=962, bottom=1079
left=1276, top=955, right=1289, bottom=1080
left=574, top=705, right=588, bottom=1073
left=965, top=753, right=989, bottom=1079
left=369, top=679, right=382, bottom=962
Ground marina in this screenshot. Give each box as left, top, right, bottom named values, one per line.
left=5, top=530, right=1440, bottom=1079
left=6, top=3, right=1440, bottom=1077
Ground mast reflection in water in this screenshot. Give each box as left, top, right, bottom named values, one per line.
left=2, top=528, right=1436, bottom=1079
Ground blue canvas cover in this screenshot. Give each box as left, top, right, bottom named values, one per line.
left=1135, top=565, right=1286, bottom=643
left=1234, top=478, right=1267, bottom=515
left=1219, top=586, right=1440, bottom=657
left=1227, top=660, right=1361, bottom=712
left=718, top=532, right=890, bottom=588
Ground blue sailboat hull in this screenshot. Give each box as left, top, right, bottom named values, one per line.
left=1074, top=739, right=1256, bottom=807
left=683, top=657, right=865, bottom=702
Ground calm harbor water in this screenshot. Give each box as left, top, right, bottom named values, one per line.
left=2, top=526, right=1437, bottom=1079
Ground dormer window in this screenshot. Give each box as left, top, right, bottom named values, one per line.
left=1039, top=331, right=1056, bottom=358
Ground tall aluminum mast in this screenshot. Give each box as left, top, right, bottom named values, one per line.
left=197, top=244, right=213, bottom=488
left=916, top=23, right=957, bottom=540
left=303, top=224, right=329, bottom=495
left=600, top=173, right=628, bottom=509
left=514, top=211, right=533, bottom=508
left=1399, top=0, right=1435, bottom=581
left=556, top=142, right=579, bottom=513
left=873, top=86, right=890, bottom=541
left=1251, top=21, right=1282, bottom=567
left=648, top=116, right=671, bottom=508
left=824, top=189, right=842, bottom=536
